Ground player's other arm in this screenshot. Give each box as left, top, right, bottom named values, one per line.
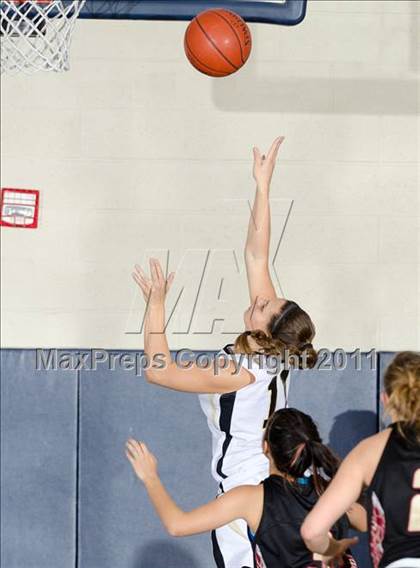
left=133, top=259, right=255, bottom=394
left=301, top=439, right=372, bottom=556
left=347, top=501, right=368, bottom=532
left=125, top=439, right=260, bottom=536
left=245, top=137, right=284, bottom=304
left=145, top=333, right=255, bottom=394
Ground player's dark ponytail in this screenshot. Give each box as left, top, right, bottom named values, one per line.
left=264, top=408, right=340, bottom=496
left=235, top=300, right=318, bottom=369
left=306, top=439, right=340, bottom=496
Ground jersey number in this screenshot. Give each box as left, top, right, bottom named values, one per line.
left=408, top=468, right=420, bottom=532
left=263, top=377, right=278, bottom=428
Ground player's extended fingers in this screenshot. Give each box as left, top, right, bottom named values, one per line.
left=132, top=273, right=150, bottom=294
left=149, top=258, right=164, bottom=286
left=253, top=146, right=262, bottom=164
left=138, top=441, right=150, bottom=456
left=126, top=439, right=142, bottom=459
left=125, top=448, right=136, bottom=464
left=267, top=136, right=285, bottom=161
left=125, top=443, right=137, bottom=462
left=133, top=265, right=151, bottom=286
left=132, top=439, right=146, bottom=456
left=134, top=264, right=148, bottom=279
left=134, top=265, right=152, bottom=287
left=132, top=271, right=145, bottom=286
left=126, top=438, right=137, bottom=450
left=153, top=259, right=166, bottom=286
left=166, top=272, right=175, bottom=292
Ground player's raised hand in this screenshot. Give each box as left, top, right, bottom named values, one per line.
left=132, top=258, right=174, bottom=306
left=252, top=136, right=285, bottom=189
left=125, top=439, right=158, bottom=483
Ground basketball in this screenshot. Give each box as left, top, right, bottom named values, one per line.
left=184, top=9, right=252, bottom=77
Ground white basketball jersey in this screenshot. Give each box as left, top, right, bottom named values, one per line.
left=199, top=345, right=289, bottom=493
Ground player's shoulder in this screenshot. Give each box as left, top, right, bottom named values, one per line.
left=353, top=428, right=392, bottom=456
left=228, top=483, right=263, bottom=496
left=221, top=483, right=263, bottom=506
left=218, top=345, right=282, bottom=385
left=346, top=428, right=393, bottom=484
left=351, top=428, right=392, bottom=459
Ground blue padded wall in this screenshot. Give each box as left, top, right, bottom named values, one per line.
left=0, top=350, right=78, bottom=568
left=78, top=353, right=215, bottom=568
left=378, top=352, right=395, bottom=429
left=1, top=349, right=387, bottom=568
left=288, top=353, right=378, bottom=457
left=288, top=352, right=379, bottom=566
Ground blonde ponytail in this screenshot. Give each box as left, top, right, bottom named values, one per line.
left=384, top=351, right=420, bottom=441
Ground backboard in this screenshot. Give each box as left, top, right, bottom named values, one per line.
left=80, top=0, right=307, bottom=26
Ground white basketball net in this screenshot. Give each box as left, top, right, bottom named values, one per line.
left=1, top=0, right=85, bottom=74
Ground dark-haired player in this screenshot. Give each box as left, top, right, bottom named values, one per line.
left=126, top=408, right=365, bottom=567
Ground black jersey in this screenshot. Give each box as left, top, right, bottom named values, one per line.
left=251, top=475, right=357, bottom=568
left=367, top=423, right=420, bottom=568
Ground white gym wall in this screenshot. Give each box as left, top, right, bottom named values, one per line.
left=1, top=0, right=419, bottom=350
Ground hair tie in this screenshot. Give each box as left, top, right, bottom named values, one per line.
left=290, top=442, right=306, bottom=467
left=271, top=301, right=299, bottom=333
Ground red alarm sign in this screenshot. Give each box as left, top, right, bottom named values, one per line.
left=0, top=188, right=40, bottom=228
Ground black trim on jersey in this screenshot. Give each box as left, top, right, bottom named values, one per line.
left=263, top=376, right=278, bottom=428
left=280, top=369, right=289, bottom=407
left=214, top=343, right=236, bottom=480
left=211, top=529, right=226, bottom=568
left=216, top=391, right=236, bottom=479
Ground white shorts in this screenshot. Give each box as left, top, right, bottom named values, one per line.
left=211, top=470, right=267, bottom=568
left=211, top=519, right=254, bottom=568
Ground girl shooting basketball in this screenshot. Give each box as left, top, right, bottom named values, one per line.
left=301, top=351, right=420, bottom=568
left=132, top=137, right=318, bottom=567
left=126, top=409, right=364, bottom=568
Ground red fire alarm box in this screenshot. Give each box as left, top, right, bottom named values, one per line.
left=0, top=188, right=40, bottom=229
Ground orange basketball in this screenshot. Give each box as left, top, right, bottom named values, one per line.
left=184, top=9, right=252, bottom=77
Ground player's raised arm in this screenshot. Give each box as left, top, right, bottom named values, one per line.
left=132, top=259, right=254, bottom=394
left=125, top=439, right=260, bottom=536
left=245, top=136, right=284, bottom=304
